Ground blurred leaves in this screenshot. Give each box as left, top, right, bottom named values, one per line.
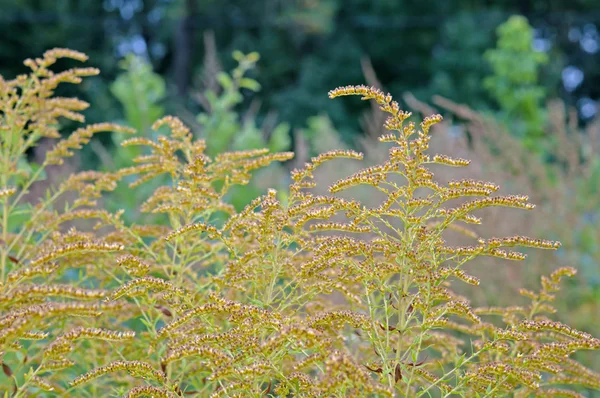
left=111, top=55, right=166, bottom=135
left=278, top=0, right=339, bottom=34
left=484, top=16, right=549, bottom=151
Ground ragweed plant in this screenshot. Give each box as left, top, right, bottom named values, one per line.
left=1, top=50, right=598, bottom=398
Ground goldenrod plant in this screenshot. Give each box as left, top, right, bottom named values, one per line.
left=0, top=51, right=598, bottom=397
left=0, top=49, right=136, bottom=396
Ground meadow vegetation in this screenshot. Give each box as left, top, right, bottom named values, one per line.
left=0, top=49, right=598, bottom=397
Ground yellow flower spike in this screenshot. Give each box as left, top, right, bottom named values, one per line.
left=70, top=361, right=166, bottom=387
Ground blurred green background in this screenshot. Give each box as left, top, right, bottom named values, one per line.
left=1, top=0, right=599, bottom=375
left=2, top=1, right=599, bottom=138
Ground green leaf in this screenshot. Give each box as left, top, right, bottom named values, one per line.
left=246, top=52, right=260, bottom=63
left=217, top=72, right=233, bottom=90
left=240, top=77, right=261, bottom=92
left=110, top=54, right=165, bottom=133
left=232, top=50, right=245, bottom=62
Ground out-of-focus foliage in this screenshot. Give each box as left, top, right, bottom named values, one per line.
left=196, top=51, right=289, bottom=156
left=484, top=16, right=549, bottom=151
left=429, top=11, right=506, bottom=109
left=2, top=0, right=599, bottom=140
left=111, top=55, right=167, bottom=135
left=278, top=0, right=340, bottom=34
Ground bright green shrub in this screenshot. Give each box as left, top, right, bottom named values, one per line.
left=1, top=50, right=599, bottom=397
left=111, top=55, right=167, bottom=136
left=483, top=15, right=549, bottom=152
